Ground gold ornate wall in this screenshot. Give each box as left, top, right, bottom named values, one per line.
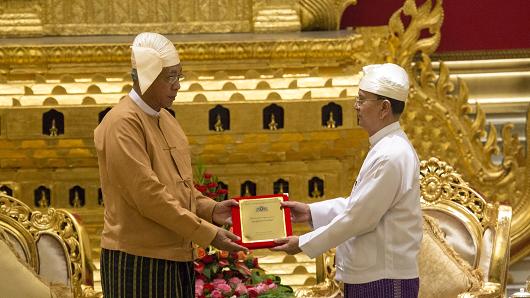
left=0, top=0, right=357, bottom=36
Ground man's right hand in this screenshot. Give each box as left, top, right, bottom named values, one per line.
left=211, top=228, right=249, bottom=253
left=281, top=201, right=312, bottom=224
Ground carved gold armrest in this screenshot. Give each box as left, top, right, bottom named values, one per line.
left=81, top=285, right=103, bottom=298
left=458, top=282, right=501, bottom=298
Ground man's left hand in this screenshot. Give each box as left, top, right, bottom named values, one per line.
left=271, top=236, right=301, bottom=255
left=212, top=199, right=238, bottom=226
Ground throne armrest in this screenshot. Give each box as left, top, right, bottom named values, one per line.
left=458, top=282, right=501, bottom=298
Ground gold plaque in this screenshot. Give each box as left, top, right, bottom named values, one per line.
left=232, top=194, right=292, bottom=249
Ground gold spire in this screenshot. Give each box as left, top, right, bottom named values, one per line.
left=38, top=189, right=48, bottom=207
left=243, top=184, right=251, bottom=196
left=268, top=114, right=278, bottom=130
left=72, top=191, right=81, bottom=208
left=310, top=181, right=321, bottom=198
left=214, top=114, right=224, bottom=132
left=326, top=111, right=336, bottom=128
left=49, top=119, right=58, bottom=136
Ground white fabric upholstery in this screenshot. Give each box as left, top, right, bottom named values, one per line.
left=423, top=210, right=477, bottom=266
left=478, top=228, right=493, bottom=281
left=4, top=230, right=29, bottom=263
left=0, top=228, right=54, bottom=298
left=37, top=234, right=69, bottom=285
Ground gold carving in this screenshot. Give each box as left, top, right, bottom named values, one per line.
left=214, top=114, right=224, bottom=132
left=310, top=181, right=322, bottom=199
left=326, top=111, right=336, bottom=128
left=268, top=114, right=278, bottom=130
left=299, top=0, right=357, bottom=31
left=49, top=119, right=58, bottom=136
left=37, top=189, right=49, bottom=208
left=296, top=248, right=341, bottom=297
left=0, top=193, right=94, bottom=297
left=0, top=33, right=369, bottom=70
left=37, top=0, right=252, bottom=36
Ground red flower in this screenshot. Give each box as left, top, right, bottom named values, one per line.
left=207, top=182, right=218, bottom=188
left=196, top=185, right=208, bottom=193
left=204, top=173, right=212, bottom=179
left=265, top=278, right=273, bottom=285
left=203, top=283, right=214, bottom=293
left=248, top=288, right=259, bottom=298
left=202, top=255, right=215, bottom=264
left=252, top=257, right=259, bottom=268
left=216, top=188, right=228, bottom=194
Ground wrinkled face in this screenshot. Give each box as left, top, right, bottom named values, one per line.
left=144, top=64, right=183, bottom=110
left=354, top=89, right=384, bottom=135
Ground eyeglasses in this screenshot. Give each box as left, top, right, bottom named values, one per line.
left=164, top=74, right=185, bottom=85
left=353, top=96, right=383, bottom=107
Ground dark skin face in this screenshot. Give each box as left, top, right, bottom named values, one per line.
left=133, top=64, right=182, bottom=111
left=355, top=89, right=399, bottom=136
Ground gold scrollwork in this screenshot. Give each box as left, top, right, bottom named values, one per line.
left=0, top=193, right=92, bottom=297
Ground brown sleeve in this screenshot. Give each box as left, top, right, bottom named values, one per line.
left=104, top=116, right=217, bottom=248
left=193, top=187, right=218, bottom=224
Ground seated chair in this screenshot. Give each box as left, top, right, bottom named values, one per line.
left=420, top=157, right=511, bottom=297
left=0, top=192, right=100, bottom=298
left=296, top=157, right=512, bottom=298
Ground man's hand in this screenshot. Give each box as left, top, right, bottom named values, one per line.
left=211, top=228, right=249, bottom=253
left=212, top=199, right=238, bottom=226
left=270, top=236, right=301, bottom=255
left=281, top=201, right=312, bottom=224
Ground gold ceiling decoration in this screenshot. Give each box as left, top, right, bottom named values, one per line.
left=386, top=0, right=529, bottom=263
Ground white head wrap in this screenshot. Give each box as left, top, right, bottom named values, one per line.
left=131, top=32, right=180, bottom=94
left=359, top=63, right=409, bottom=102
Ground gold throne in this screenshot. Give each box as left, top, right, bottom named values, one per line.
left=301, top=157, right=512, bottom=298
left=419, top=157, right=511, bottom=297
left=0, top=192, right=100, bottom=298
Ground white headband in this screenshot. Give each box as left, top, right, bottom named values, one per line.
left=131, top=32, right=180, bottom=94
left=359, top=63, right=409, bottom=102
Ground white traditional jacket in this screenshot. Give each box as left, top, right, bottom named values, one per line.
left=299, top=122, right=422, bottom=284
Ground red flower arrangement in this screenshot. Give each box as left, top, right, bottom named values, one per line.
left=194, top=166, right=229, bottom=202
left=194, top=166, right=294, bottom=298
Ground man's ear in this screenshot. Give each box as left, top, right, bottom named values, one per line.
left=380, top=100, right=391, bottom=119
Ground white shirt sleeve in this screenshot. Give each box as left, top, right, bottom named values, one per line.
left=299, top=157, right=401, bottom=258
left=309, top=197, right=348, bottom=229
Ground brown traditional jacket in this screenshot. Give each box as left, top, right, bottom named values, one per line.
left=94, top=95, right=217, bottom=261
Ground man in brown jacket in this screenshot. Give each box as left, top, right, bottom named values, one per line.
left=94, top=32, right=246, bottom=298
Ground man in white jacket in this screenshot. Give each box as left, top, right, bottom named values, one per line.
left=272, top=63, right=422, bottom=298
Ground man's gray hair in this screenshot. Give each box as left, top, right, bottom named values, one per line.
left=131, top=68, right=138, bottom=82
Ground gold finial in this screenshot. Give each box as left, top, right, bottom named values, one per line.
left=243, top=184, right=251, bottom=196
left=278, top=183, right=284, bottom=194
left=38, top=189, right=48, bottom=208
left=72, top=191, right=81, bottom=208
left=49, top=119, right=58, bottom=136
left=214, top=114, right=224, bottom=132
left=326, top=111, right=336, bottom=128
left=268, top=114, right=278, bottom=130
left=310, top=181, right=321, bottom=198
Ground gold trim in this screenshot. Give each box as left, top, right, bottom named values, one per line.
left=431, top=48, right=530, bottom=61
